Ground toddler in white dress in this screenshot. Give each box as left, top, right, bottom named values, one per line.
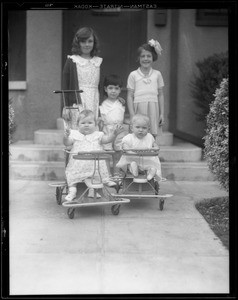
left=64, top=109, right=123, bottom=201
left=116, top=114, right=162, bottom=181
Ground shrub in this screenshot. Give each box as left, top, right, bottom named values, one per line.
left=190, top=51, right=228, bottom=121
left=9, top=98, right=16, bottom=145
left=203, top=78, right=229, bottom=192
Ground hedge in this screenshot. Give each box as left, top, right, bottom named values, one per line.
left=203, top=78, right=229, bottom=192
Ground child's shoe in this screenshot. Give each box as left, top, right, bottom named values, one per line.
left=129, top=161, right=138, bottom=177
left=155, top=174, right=164, bottom=182
left=104, top=180, right=117, bottom=187
left=65, top=186, right=77, bottom=202
left=88, top=188, right=101, bottom=198
left=147, top=168, right=157, bottom=181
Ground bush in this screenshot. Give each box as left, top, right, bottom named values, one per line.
left=203, top=78, right=229, bottom=192
left=190, top=51, right=228, bottom=121
left=9, top=98, right=16, bottom=145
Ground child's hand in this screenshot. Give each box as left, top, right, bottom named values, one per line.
left=118, top=97, right=126, bottom=106
left=64, top=128, right=71, bottom=137
left=159, top=115, right=165, bottom=126
left=114, top=124, right=124, bottom=135
left=152, top=142, right=160, bottom=150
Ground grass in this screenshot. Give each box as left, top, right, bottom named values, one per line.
left=195, top=196, right=229, bottom=250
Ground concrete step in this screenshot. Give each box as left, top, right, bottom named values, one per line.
left=10, top=141, right=65, bottom=162
left=9, top=161, right=65, bottom=181
left=34, top=128, right=174, bottom=146
left=9, top=140, right=202, bottom=162
left=157, top=132, right=173, bottom=146
left=9, top=160, right=214, bottom=181
left=159, top=144, right=202, bottom=162
left=34, top=129, right=64, bottom=145
left=162, top=162, right=214, bottom=181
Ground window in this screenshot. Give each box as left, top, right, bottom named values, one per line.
left=196, top=9, right=228, bottom=26
left=8, top=10, right=26, bottom=81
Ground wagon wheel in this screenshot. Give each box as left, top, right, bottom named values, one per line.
left=56, top=187, right=63, bottom=205
left=67, top=207, right=75, bottom=219
left=159, top=199, right=164, bottom=211
left=111, top=204, right=121, bottom=215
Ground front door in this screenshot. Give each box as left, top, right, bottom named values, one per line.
left=62, top=9, right=147, bottom=103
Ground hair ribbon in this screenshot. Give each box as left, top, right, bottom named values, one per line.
left=148, top=39, right=163, bottom=55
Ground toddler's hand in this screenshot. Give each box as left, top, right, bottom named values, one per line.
left=64, top=128, right=71, bottom=137
left=114, top=124, right=124, bottom=135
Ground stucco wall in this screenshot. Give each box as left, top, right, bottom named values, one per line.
left=11, top=10, right=62, bottom=141
left=147, top=9, right=171, bottom=132
left=176, top=9, right=228, bottom=140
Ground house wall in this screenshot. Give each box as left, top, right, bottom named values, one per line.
left=176, top=9, right=228, bottom=140
left=10, top=10, right=62, bottom=141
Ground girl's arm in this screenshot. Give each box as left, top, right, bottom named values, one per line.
left=158, top=88, right=165, bottom=126
left=127, top=89, right=135, bottom=119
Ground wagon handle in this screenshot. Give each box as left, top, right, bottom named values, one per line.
left=54, top=90, right=83, bottom=109
left=53, top=90, right=83, bottom=93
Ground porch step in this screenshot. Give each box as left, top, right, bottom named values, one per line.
left=9, top=160, right=214, bottom=181
left=9, top=161, right=65, bottom=181
left=9, top=140, right=202, bottom=162
left=10, top=141, right=65, bottom=162
left=34, top=129, right=174, bottom=146
left=34, top=129, right=64, bottom=145
left=10, top=128, right=212, bottom=181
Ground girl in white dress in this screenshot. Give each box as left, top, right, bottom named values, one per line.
left=62, top=27, right=102, bottom=128
left=64, top=110, right=123, bottom=201
left=127, top=39, right=164, bottom=138
left=99, top=74, right=128, bottom=151
left=116, top=114, right=162, bottom=182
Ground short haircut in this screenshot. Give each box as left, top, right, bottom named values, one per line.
left=131, top=114, right=150, bottom=127
left=77, top=109, right=96, bottom=124
left=71, top=27, right=100, bottom=57
left=103, top=74, right=123, bottom=88
left=137, top=43, right=158, bottom=62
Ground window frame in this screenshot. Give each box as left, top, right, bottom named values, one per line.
left=195, top=9, right=228, bottom=26
left=8, top=10, right=26, bottom=82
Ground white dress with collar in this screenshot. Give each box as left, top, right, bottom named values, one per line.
left=65, top=130, right=111, bottom=186
left=69, top=55, right=103, bottom=118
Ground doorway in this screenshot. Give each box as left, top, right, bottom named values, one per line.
left=62, top=9, right=147, bottom=102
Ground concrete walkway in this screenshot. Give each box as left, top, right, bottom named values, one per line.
left=9, top=179, right=229, bottom=295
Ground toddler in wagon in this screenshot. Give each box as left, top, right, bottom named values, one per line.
left=116, top=114, right=162, bottom=181
left=64, top=109, right=123, bottom=201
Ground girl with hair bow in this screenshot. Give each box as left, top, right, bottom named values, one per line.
left=126, top=38, right=165, bottom=140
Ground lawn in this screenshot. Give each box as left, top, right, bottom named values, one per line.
left=195, top=196, right=229, bottom=250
